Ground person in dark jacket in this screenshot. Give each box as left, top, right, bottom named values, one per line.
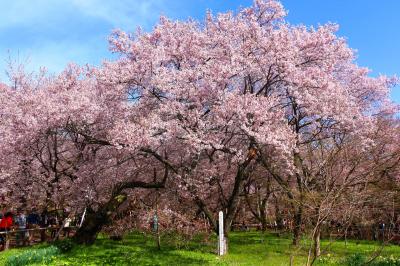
left=27, top=208, right=41, bottom=243
left=27, top=208, right=41, bottom=226
left=39, top=210, right=49, bottom=242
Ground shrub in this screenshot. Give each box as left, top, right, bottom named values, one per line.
left=371, top=255, right=400, bottom=266
left=342, top=254, right=400, bottom=266
left=53, top=239, right=74, bottom=253
left=342, top=253, right=367, bottom=266
left=161, top=230, right=193, bottom=249
left=5, top=246, right=60, bottom=266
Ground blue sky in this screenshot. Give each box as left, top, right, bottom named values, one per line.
left=0, top=0, right=399, bottom=102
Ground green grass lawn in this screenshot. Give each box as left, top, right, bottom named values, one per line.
left=1, top=231, right=400, bottom=265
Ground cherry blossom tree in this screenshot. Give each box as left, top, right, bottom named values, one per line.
left=101, top=0, right=397, bottom=245
left=0, top=0, right=398, bottom=248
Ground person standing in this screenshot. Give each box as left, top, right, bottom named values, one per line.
left=0, top=212, right=13, bottom=250
left=39, top=210, right=48, bottom=242
left=48, top=215, right=58, bottom=239
left=63, top=217, right=72, bottom=237
left=27, top=208, right=41, bottom=244
left=15, top=209, right=28, bottom=246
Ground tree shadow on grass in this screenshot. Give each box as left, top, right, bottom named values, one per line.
left=58, top=236, right=218, bottom=266
left=63, top=248, right=212, bottom=265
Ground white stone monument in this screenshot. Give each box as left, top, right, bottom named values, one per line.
left=218, top=211, right=226, bottom=255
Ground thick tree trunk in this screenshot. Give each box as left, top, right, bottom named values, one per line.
left=74, top=193, right=127, bottom=244
left=292, top=205, right=303, bottom=246
left=220, top=165, right=248, bottom=255
left=74, top=165, right=170, bottom=245
left=261, top=219, right=268, bottom=232
left=194, top=170, right=248, bottom=254
left=195, top=149, right=255, bottom=238
left=224, top=153, right=254, bottom=234
left=74, top=209, right=108, bottom=244
left=275, top=206, right=284, bottom=230
left=224, top=177, right=244, bottom=235
left=259, top=204, right=268, bottom=232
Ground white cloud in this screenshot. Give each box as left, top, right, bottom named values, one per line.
left=0, top=0, right=178, bottom=82
left=70, top=0, right=170, bottom=30
left=0, top=0, right=173, bottom=30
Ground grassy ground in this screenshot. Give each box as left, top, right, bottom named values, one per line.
left=1, top=231, right=400, bottom=265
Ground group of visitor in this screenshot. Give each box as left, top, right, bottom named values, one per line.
left=0, top=208, right=39, bottom=250
left=0, top=207, right=73, bottom=251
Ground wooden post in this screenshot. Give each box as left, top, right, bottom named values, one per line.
left=155, top=190, right=161, bottom=250
left=5, top=231, right=10, bottom=250
left=79, top=208, right=87, bottom=228
left=218, top=211, right=226, bottom=256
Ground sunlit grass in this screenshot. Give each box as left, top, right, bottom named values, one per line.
left=1, top=231, right=400, bottom=265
